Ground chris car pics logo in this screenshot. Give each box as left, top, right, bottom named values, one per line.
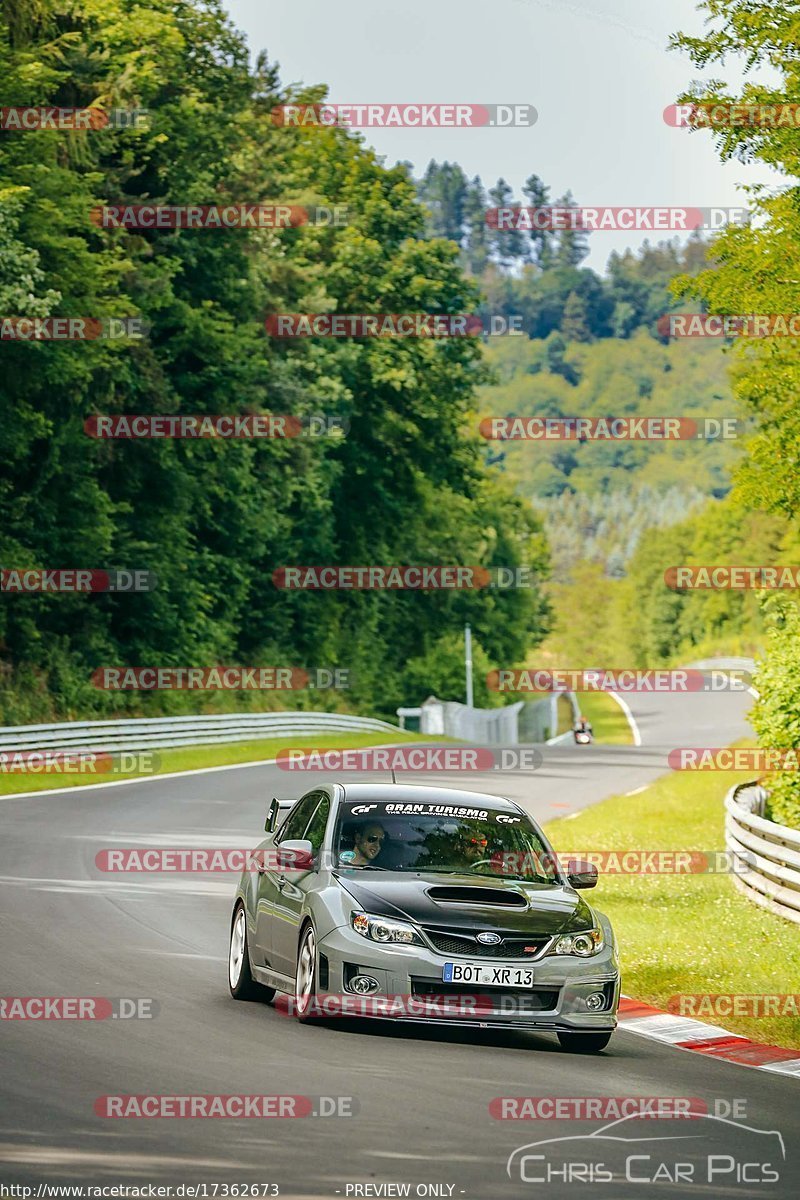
left=507, top=1113, right=784, bottom=1185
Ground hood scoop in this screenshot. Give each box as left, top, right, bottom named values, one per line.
left=426, top=886, right=527, bottom=908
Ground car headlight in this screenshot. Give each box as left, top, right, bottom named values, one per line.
left=551, top=928, right=604, bottom=957
left=351, top=911, right=424, bottom=946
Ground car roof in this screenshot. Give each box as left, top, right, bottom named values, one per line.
left=338, top=782, right=516, bottom=810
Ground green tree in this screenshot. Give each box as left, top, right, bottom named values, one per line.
left=488, top=178, right=528, bottom=266
left=672, top=0, right=800, bottom=825
left=0, top=0, right=552, bottom=722
left=553, top=191, right=589, bottom=267
left=751, top=598, right=800, bottom=829
left=463, top=175, right=490, bottom=274
left=417, top=159, right=468, bottom=243
left=560, top=290, right=592, bottom=341
left=522, top=172, right=554, bottom=267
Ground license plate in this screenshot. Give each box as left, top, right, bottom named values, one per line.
left=443, top=962, right=534, bottom=987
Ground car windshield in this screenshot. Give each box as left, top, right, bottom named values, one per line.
left=333, top=800, right=560, bottom=882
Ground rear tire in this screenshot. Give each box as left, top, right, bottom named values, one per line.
left=557, top=1030, right=613, bottom=1053
left=229, top=904, right=275, bottom=1002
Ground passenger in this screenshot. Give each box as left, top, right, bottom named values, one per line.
left=350, top=822, right=387, bottom=866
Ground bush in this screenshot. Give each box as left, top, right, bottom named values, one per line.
left=750, top=596, right=800, bottom=830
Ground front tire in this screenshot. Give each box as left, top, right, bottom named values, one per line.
left=229, top=904, right=275, bottom=1002
left=295, top=923, right=319, bottom=1023
left=557, top=1030, right=613, bottom=1053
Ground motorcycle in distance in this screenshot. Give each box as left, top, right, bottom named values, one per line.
left=573, top=715, right=594, bottom=745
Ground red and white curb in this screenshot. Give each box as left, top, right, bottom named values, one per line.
left=618, top=996, right=800, bottom=1077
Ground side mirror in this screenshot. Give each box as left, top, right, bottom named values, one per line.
left=276, top=839, right=314, bottom=872
left=566, top=859, right=598, bottom=889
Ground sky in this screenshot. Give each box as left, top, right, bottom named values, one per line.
left=225, top=0, right=776, bottom=271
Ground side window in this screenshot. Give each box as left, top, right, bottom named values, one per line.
left=276, top=792, right=321, bottom=843
left=304, top=794, right=331, bottom=855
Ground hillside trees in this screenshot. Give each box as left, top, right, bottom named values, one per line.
left=0, top=0, right=550, bottom=721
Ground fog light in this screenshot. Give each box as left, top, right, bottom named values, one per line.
left=349, top=975, right=379, bottom=995
left=585, top=992, right=606, bottom=1012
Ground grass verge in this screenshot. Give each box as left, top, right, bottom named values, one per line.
left=0, top=730, right=432, bottom=796
left=544, top=766, right=800, bottom=1050
left=555, top=694, right=574, bottom=735
left=575, top=692, right=633, bottom=745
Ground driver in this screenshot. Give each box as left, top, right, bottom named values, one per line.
left=458, top=830, right=489, bottom=868
left=350, top=822, right=387, bottom=866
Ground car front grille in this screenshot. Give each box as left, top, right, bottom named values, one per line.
left=411, top=978, right=559, bottom=1011
left=422, top=928, right=550, bottom=959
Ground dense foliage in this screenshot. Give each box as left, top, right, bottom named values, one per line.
left=0, top=0, right=550, bottom=722
left=751, top=599, right=800, bottom=829
left=477, top=330, right=738, bottom=506
left=416, top=163, right=711, bottom=340
left=671, top=0, right=800, bottom=826
left=530, top=496, right=789, bottom=669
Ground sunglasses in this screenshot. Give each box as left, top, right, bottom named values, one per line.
left=364, top=834, right=385, bottom=843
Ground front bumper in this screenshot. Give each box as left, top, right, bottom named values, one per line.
left=316, top=923, right=620, bottom=1031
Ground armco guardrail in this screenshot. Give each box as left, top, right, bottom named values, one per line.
left=725, top=781, right=800, bottom=925
left=0, top=711, right=401, bottom=755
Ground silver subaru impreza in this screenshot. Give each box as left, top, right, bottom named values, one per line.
left=228, top=783, right=620, bottom=1052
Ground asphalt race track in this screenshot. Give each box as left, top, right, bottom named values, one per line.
left=2, top=677, right=799, bottom=1198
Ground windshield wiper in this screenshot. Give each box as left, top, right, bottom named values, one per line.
left=492, top=874, right=556, bottom=884
left=338, top=863, right=391, bottom=871
left=411, top=868, right=464, bottom=875
left=412, top=868, right=555, bottom=883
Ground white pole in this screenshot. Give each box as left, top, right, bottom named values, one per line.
left=465, top=623, right=474, bottom=708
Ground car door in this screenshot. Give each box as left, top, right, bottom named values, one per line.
left=270, top=790, right=331, bottom=980
left=254, top=790, right=321, bottom=973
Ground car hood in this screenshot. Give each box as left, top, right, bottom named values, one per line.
left=334, top=870, right=595, bottom=935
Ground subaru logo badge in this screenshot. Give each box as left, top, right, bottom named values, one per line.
left=477, top=932, right=501, bottom=945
